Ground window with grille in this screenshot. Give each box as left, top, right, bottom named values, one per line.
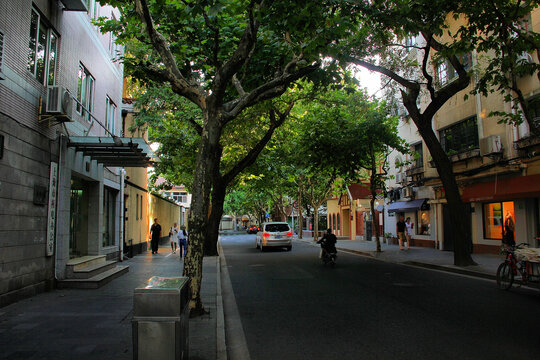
left=105, top=96, right=117, bottom=134
left=413, top=142, right=423, bottom=168
left=440, top=116, right=479, bottom=154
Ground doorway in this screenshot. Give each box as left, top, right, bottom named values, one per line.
left=70, top=177, right=89, bottom=258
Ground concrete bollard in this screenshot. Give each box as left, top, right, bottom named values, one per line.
left=132, top=276, right=191, bottom=360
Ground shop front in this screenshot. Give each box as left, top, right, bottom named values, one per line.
left=387, top=198, right=436, bottom=247
left=462, top=174, right=540, bottom=253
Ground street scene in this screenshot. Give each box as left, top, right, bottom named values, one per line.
left=2, top=0, right=540, bottom=359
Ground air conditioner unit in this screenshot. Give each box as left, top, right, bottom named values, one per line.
left=46, top=86, right=73, bottom=121
left=60, top=0, right=88, bottom=11
left=402, top=187, right=413, bottom=198
left=479, top=135, right=502, bottom=156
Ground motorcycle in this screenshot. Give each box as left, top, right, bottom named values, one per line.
left=317, top=238, right=337, bottom=267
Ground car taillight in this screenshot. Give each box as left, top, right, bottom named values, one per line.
left=286, top=232, right=293, bottom=237
left=263, top=232, right=270, bottom=237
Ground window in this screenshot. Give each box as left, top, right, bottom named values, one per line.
left=264, top=223, right=290, bottom=232
left=436, top=53, right=472, bottom=86
left=405, top=35, right=416, bottom=48
left=416, top=210, right=431, bottom=235
left=0, top=30, right=5, bottom=79
left=105, top=96, right=117, bottom=134
left=413, top=142, right=423, bottom=169
left=483, top=201, right=515, bottom=240
left=172, top=191, right=188, bottom=203
left=27, top=9, right=58, bottom=85
left=103, top=187, right=117, bottom=247
left=337, top=214, right=340, bottom=232
left=77, top=64, right=94, bottom=121
left=108, top=14, right=118, bottom=58
left=527, top=97, right=540, bottom=132
left=135, top=194, right=139, bottom=220
left=88, top=0, right=100, bottom=21
left=440, top=116, right=479, bottom=154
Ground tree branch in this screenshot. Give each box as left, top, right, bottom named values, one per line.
left=345, top=56, right=420, bottom=91
left=222, top=103, right=294, bottom=184
left=134, top=0, right=205, bottom=108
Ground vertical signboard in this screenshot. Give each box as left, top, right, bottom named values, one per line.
left=46, top=162, right=58, bottom=256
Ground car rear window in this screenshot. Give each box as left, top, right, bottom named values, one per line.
left=265, top=224, right=290, bottom=232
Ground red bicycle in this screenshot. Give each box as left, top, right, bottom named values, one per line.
left=496, top=242, right=540, bottom=290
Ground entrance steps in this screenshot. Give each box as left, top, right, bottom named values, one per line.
left=58, top=255, right=129, bottom=289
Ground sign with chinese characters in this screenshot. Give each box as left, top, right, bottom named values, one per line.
left=46, top=162, right=58, bottom=256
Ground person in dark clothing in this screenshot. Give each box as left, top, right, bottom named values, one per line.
left=150, top=218, right=161, bottom=254
left=318, top=228, right=337, bottom=255
left=503, top=212, right=515, bottom=247
left=396, top=215, right=406, bottom=250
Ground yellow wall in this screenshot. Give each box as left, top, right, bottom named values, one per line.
left=148, top=194, right=181, bottom=241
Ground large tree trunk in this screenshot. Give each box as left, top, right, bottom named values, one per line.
left=205, top=180, right=227, bottom=256
left=298, top=185, right=303, bottom=239
left=313, top=203, right=319, bottom=241
left=370, top=176, right=381, bottom=253
left=183, top=112, right=223, bottom=316
left=416, top=120, right=476, bottom=266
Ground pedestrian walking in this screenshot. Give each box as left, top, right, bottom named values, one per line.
left=178, top=225, right=188, bottom=258
left=150, top=218, right=161, bottom=254
left=404, top=217, right=412, bottom=250
left=396, top=215, right=406, bottom=250
left=169, top=223, right=179, bottom=254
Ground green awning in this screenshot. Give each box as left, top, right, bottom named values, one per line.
left=67, top=136, right=155, bottom=167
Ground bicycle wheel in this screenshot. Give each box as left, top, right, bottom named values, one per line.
left=496, top=262, right=514, bottom=290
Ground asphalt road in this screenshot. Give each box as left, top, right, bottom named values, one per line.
left=220, top=234, right=540, bottom=360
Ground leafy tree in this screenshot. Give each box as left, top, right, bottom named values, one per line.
left=333, top=0, right=539, bottom=266
left=98, top=0, right=355, bottom=314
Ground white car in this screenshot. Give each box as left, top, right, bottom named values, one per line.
left=256, top=222, right=293, bottom=251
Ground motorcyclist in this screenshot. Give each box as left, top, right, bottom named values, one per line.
left=317, top=228, right=337, bottom=256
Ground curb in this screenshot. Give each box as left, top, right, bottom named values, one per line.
left=216, top=255, right=227, bottom=360
left=296, top=238, right=499, bottom=282
left=217, top=240, right=251, bottom=360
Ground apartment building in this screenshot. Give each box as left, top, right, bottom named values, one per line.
left=384, top=10, right=540, bottom=253
left=0, top=0, right=154, bottom=306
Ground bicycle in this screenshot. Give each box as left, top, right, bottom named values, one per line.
left=496, top=242, right=540, bottom=290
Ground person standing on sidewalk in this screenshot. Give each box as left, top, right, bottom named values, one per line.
left=404, top=217, right=412, bottom=250
left=178, top=226, right=188, bottom=258
left=169, top=223, right=179, bottom=254
left=396, top=215, right=406, bottom=250
left=150, top=218, right=161, bottom=254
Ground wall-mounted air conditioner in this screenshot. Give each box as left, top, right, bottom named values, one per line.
left=479, top=135, right=502, bottom=156
left=46, top=86, right=73, bottom=121
left=402, top=187, right=413, bottom=198
left=60, top=0, right=88, bottom=11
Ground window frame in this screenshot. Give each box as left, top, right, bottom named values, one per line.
left=105, top=96, right=117, bottom=134
left=27, top=8, right=58, bottom=86
left=76, top=64, right=95, bottom=121
left=439, top=116, right=479, bottom=154
left=412, top=142, right=424, bottom=169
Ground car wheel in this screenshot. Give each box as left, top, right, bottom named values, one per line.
left=260, top=244, right=265, bottom=252
left=286, top=246, right=292, bottom=251
left=256, top=239, right=260, bottom=249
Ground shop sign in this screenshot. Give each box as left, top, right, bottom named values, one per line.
left=46, top=162, right=58, bottom=256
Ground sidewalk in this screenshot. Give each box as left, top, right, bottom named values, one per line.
left=297, top=236, right=505, bottom=280
left=0, top=244, right=221, bottom=360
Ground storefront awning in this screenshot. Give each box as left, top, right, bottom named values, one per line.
left=67, top=136, right=155, bottom=167
left=461, top=174, right=540, bottom=202
left=387, top=199, right=428, bottom=213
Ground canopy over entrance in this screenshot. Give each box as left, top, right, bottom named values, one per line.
left=67, top=136, right=155, bottom=167
left=387, top=199, right=429, bottom=213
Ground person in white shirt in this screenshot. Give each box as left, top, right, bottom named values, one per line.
left=169, top=223, right=179, bottom=254
left=177, top=226, right=188, bottom=258
left=404, top=217, right=413, bottom=250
